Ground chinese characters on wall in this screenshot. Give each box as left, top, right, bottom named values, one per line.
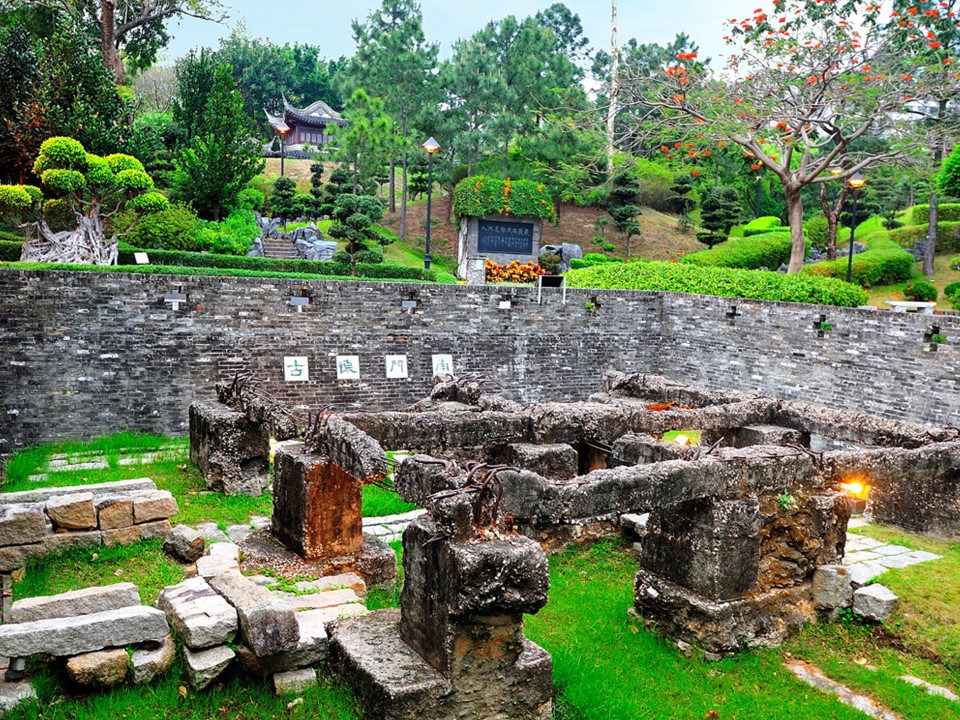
left=283, top=354, right=455, bottom=382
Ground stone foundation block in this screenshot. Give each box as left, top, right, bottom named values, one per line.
left=131, top=635, right=176, bottom=685
left=811, top=565, right=853, bottom=609
left=158, top=577, right=237, bottom=650
left=853, top=584, right=898, bottom=622
left=9, top=582, right=140, bottom=623
left=97, top=498, right=134, bottom=530
left=40, top=530, right=102, bottom=556
left=184, top=644, right=235, bottom=691
left=45, top=493, right=97, bottom=530
left=208, top=570, right=298, bottom=657
left=163, top=525, right=205, bottom=562
left=235, top=607, right=330, bottom=676
left=102, top=525, right=141, bottom=547
left=0, top=544, right=42, bottom=573
left=196, top=542, right=240, bottom=578
left=0, top=505, right=46, bottom=547
left=736, top=424, right=803, bottom=448
left=133, top=491, right=179, bottom=523
left=66, top=648, right=128, bottom=688
left=189, top=401, right=270, bottom=497
left=495, top=443, right=578, bottom=481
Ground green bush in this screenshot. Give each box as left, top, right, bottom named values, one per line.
left=742, top=216, right=782, bottom=236
left=198, top=208, right=260, bottom=255
left=114, top=246, right=437, bottom=281
left=0, top=230, right=25, bottom=242
left=903, top=280, right=938, bottom=301
left=804, top=235, right=914, bottom=287
left=888, top=221, right=960, bottom=252
left=682, top=231, right=809, bottom=270
left=353, top=249, right=383, bottom=264
left=806, top=215, right=828, bottom=250
left=0, top=185, right=33, bottom=210
left=569, top=254, right=624, bottom=270
left=911, top=204, right=960, bottom=224
left=633, top=158, right=675, bottom=212
left=32, top=137, right=87, bottom=174
left=944, top=281, right=960, bottom=298
left=126, top=192, right=170, bottom=214
left=236, top=188, right=264, bottom=212
left=566, top=261, right=867, bottom=307
left=0, top=239, right=23, bottom=260
left=452, top=176, right=556, bottom=223
left=126, top=204, right=202, bottom=251
left=41, top=169, right=85, bottom=194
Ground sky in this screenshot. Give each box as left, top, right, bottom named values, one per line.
left=163, top=0, right=741, bottom=70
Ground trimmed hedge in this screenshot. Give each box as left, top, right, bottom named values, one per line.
left=569, top=253, right=624, bottom=270
left=115, top=246, right=437, bottom=281
left=742, top=216, right=784, bottom=237
left=888, top=221, right=960, bottom=252
left=0, top=239, right=22, bottom=261
left=803, top=235, right=913, bottom=287
left=682, top=231, right=809, bottom=270
left=452, top=176, right=556, bottom=223
left=566, top=260, right=867, bottom=307
left=911, top=203, right=960, bottom=224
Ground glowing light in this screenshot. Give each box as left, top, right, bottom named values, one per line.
left=841, top=480, right=870, bottom=499
left=675, top=434, right=691, bottom=446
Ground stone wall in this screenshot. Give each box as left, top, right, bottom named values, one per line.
left=3, top=269, right=960, bottom=448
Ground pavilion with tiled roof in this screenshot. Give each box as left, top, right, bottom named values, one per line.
left=264, top=97, right=347, bottom=147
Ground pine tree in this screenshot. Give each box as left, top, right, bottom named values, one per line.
left=696, top=187, right=741, bottom=249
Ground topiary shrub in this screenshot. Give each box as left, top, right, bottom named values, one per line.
left=888, top=222, right=960, bottom=252
left=32, top=137, right=87, bottom=175
left=126, top=192, right=170, bottom=213
left=126, top=204, right=202, bottom=251
left=452, top=176, right=556, bottom=223
left=682, top=231, right=809, bottom=270
left=354, top=249, right=383, bottom=264
left=742, top=216, right=783, bottom=236
left=911, top=203, right=960, bottom=224
left=903, top=280, right=938, bottom=301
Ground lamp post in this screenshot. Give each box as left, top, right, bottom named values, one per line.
left=754, top=169, right=763, bottom=218
left=845, top=172, right=866, bottom=283
left=422, top=137, right=441, bottom=270
left=276, top=122, right=290, bottom=177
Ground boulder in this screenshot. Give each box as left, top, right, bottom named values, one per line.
left=811, top=565, right=853, bottom=609
left=184, top=644, right=235, bottom=691
left=853, top=584, right=899, bottom=622
left=65, top=648, right=128, bottom=688
left=45, top=493, right=97, bottom=530
left=131, top=635, right=176, bottom=685
left=0, top=605, right=169, bottom=658
left=208, top=570, right=299, bottom=657
left=163, top=525, right=205, bottom=563
left=158, top=577, right=237, bottom=649
left=9, top=582, right=141, bottom=623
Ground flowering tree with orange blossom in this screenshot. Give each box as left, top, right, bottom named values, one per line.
left=631, top=0, right=954, bottom=274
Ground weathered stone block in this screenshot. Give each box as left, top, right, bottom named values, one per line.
left=9, top=582, right=141, bottom=623
left=133, top=491, right=178, bottom=523
left=642, top=497, right=761, bottom=600
left=207, top=570, right=299, bottom=657
left=0, top=479, right=156, bottom=506
left=273, top=668, right=318, bottom=695
left=45, top=492, right=97, bottom=530
left=66, top=648, right=128, bottom=688
left=0, top=544, right=42, bottom=572
left=97, top=498, right=133, bottom=529
left=293, top=572, right=365, bottom=596
left=163, top=524, right=205, bottom=562
left=811, top=565, right=853, bottom=609
left=196, top=542, right=240, bottom=578
left=736, top=424, right=803, bottom=448
left=0, top=605, right=169, bottom=657
left=102, top=525, right=141, bottom=547
left=0, top=682, right=36, bottom=714
left=394, top=456, right=461, bottom=505
left=184, top=644, right=234, bottom=691
left=235, top=607, right=329, bottom=676
left=494, top=443, right=578, bottom=481
left=189, top=400, right=270, bottom=497
left=272, top=444, right=362, bottom=561
left=40, top=530, right=102, bottom=556
left=131, top=635, right=176, bottom=685
left=157, top=577, right=237, bottom=649
left=853, top=584, right=899, bottom=622
left=0, top=505, right=46, bottom=547
left=138, top=519, right=173, bottom=540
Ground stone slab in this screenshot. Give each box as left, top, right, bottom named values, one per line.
left=198, top=523, right=230, bottom=543
left=66, top=648, right=129, bottom=688
left=9, top=582, right=141, bottom=623
left=279, top=588, right=362, bottom=611
left=786, top=660, right=899, bottom=720
left=871, top=545, right=911, bottom=557
left=208, top=570, right=299, bottom=657
left=874, top=551, right=941, bottom=569
left=293, top=573, right=366, bottom=597
left=97, top=498, right=134, bottom=530
left=184, top=644, right=235, bottom=691
left=196, top=543, right=240, bottom=578
left=40, top=530, right=102, bottom=555
left=847, top=561, right=888, bottom=588
left=0, top=682, right=36, bottom=714
left=158, top=577, right=237, bottom=649
left=0, top=605, right=169, bottom=657
left=845, top=535, right=884, bottom=551
left=843, top=551, right=882, bottom=565
left=102, top=525, right=141, bottom=547
left=273, top=668, right=317, bottom=695
left=131, top=635, right=176, bottom=685
left=900, top=675, right=960, bottom=702
left=235, top=607, right=329, bottom=676
left=811, top=565, right=852, bottom=609
left=0, top=544, right=42, bottom=573
left=133, top=491, right=179, bottom=523
left=0, top=505, right=46, bottom=547
left=0, top=479, right=157, bottom=506
left=139, top=519, right=173, bottom=541
left=45, top=492, right=97, bottom=530
left=163, top=524, right=205, bottom=563
left=854, top=584, right=899, bottom=622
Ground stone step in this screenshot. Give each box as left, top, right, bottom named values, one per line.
left=158, top=577, right=238, bottom=650
left=328, top=609, right=452, bottom=717
left=0, top=605, right=169, bottom=658
left=9, top=582, right=141, bottom=624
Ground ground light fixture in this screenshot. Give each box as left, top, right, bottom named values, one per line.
left=846, top=172, right=865, bottom=283
left=422, top=137, right=441, bottom=270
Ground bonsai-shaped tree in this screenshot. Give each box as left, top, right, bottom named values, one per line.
left=0, top=136, right=166, bottom=265
left=666, top=174, right=697, bottom=232
left=269, top=177, right=298, bottom=228
left=327, top=193, right=384, bottom=275
left=608, top=169, right=642, bottom=257
left=696, top=186, right=741, bottom=249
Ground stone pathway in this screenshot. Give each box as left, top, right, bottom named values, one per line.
left=843, top=531, right=942, bottom=587
left=28, top=447, right=183, bottom=482
left=786, top=660, right=901, bottom=719
left=362, top=509, right=427, bottom=544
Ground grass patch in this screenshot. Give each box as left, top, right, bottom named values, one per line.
left=362, top=481, right=419, bottom=518
left=662, top=430, right=702, bottom=445
left=366, top=539, right=404, bottom=611
left=13, top=541, right=185, bottom=605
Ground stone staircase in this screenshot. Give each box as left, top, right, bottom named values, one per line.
left=261, top=237, right=299, bottom=260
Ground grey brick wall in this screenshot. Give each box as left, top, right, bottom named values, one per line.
left=2, top=269, right=958, bottom=448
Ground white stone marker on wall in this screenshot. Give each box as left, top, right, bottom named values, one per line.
left=336, top=355, right=361, bottom=380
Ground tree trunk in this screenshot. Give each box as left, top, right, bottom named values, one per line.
left=399, top=154, right=408, bottom=240
left=785, top=184, right=806, bottom=273
left=925, top=190, right=938, bottom=276
left=818, top=184, right=846, bottom=261
left=605, top=0, right=618, bottom=175
left=388, top=161, right=396, bottom=213
left=100, top=0, right=124, bottom=84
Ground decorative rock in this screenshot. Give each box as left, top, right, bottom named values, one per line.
left=66, top=648, right=128, bottom=688
left=133, top=491, right=179, bottom=523
left=208, top=570, right=299, bottom=657
left=96, top=498, right=134, bottom=529
left=184, top=644, right=235, bottom=691
left=196, top=542, right=240, bottom=578
left=273, top=668, right=318, bottom=695
left=45, top=492, right=97, bottom=530
left=9, top=582, right=141, bottom=623
left=163, top=525, right=205, bottom=563
left=812, top=565, right=853, bottom=609
left=0, top=505, right=47, bottom=546
left=853, top=584, right=899, bottom=622
left=102, top=525, right=141, bottom=547
left=0, top=605, right=169, bottom=658
left=157, top=577, right=237, bottom=649
left=0, top=682, right=36, bottom=714
left=131, top=635, right=176, bottom=685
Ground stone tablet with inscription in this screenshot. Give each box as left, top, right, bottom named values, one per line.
left=456, top=213, right=543, bottom=278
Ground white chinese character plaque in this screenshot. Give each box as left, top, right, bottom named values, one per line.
left=284, top=356, right=309, bottom=382
left=385, top=355, right=408, bottom=379
left=432, top=354, right=454, bottom=377
left=336, top=355, right=361, bottom=380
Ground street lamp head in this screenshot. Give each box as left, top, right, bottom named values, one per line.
left=422, top=137, right=441, bottom=155
left=276, top=122, right=290, bottom=136
left=828, top=166, right=843, bottom=177
left=848, top=172, right=865, bottom=189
